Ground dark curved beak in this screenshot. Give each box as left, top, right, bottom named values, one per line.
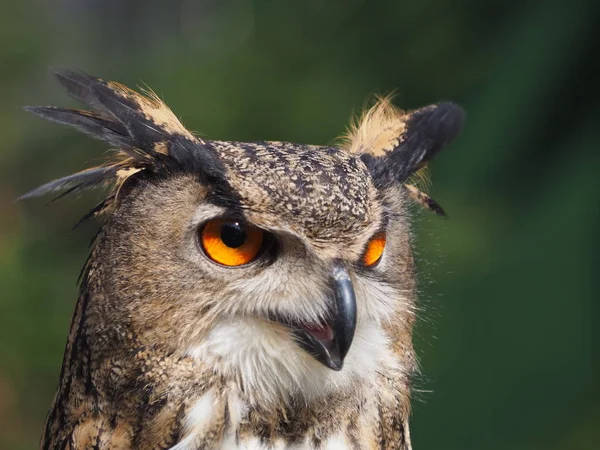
left=293, top=262, right=357, bottom=371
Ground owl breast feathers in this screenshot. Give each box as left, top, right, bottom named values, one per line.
left=23, top=70, right=464, bottom=450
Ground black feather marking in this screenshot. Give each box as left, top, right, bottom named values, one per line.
left=53, top=69, right=117, bottom=116
left=53, top=69, right=161, bottom=144
left=55, top=69, right=174, bottom=142
left=423, top=196, right=446, bottom=217
left=398, top=102, right=465, bottom=172
left=47, top=183, right=85, bottom=205
left=18, top=167, right=114, bottom=201
left=404, top=183, right=447, bottom=217
left=364, top=102, right=465, bottom=184
left=24, top=106, right=132, bottom=147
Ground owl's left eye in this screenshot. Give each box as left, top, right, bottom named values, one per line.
left=362, top=231, right=386, bottom=267
left=199, top=219, right=266, bottom=266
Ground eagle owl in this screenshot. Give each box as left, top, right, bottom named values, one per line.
left=22, top=70, right=464, bottom=450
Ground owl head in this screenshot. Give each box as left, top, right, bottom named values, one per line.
left=23, top=71, right=463, bottom=406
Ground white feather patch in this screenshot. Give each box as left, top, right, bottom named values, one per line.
left=187, top=312, right=397, bottom=409
left=323, top=433, right=350, bottom=450
left=169, top=388, right=215, bottom=450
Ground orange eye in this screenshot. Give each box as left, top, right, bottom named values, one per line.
left=200, top=219, right=264, bottom=266
left=362, top=232, right=386, bottom=267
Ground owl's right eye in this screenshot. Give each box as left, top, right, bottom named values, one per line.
left=199, top=219, right=266, bottom=266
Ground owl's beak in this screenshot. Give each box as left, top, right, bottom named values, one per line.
left=293, top=262, right=357, bottom=371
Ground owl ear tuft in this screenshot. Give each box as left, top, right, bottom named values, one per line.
left=345, top=97, right=465, bottom=184
left=20, top=69, right=227, bottom=203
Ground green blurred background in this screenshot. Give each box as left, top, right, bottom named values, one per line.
left=0, top=0, right=598, bottom=449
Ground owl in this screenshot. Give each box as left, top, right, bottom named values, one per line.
left=22, top=70, right=464, bottom=450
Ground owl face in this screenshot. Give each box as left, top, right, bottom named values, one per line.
left=100, top=143, right=411, bottom=403
left=23, top=70, right=464, bottom=406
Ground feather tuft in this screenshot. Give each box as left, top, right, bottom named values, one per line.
left=20, top=69, right=228, bottom=218
left=341, top=95, right=458, bottom=215
left=340, top=94, right=408, bottom=157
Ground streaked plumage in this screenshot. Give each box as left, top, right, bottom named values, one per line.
left=22, top=70, right=464, bottom=450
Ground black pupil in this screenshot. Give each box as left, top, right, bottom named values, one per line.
left=220, top=222, right=247, bottom=248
